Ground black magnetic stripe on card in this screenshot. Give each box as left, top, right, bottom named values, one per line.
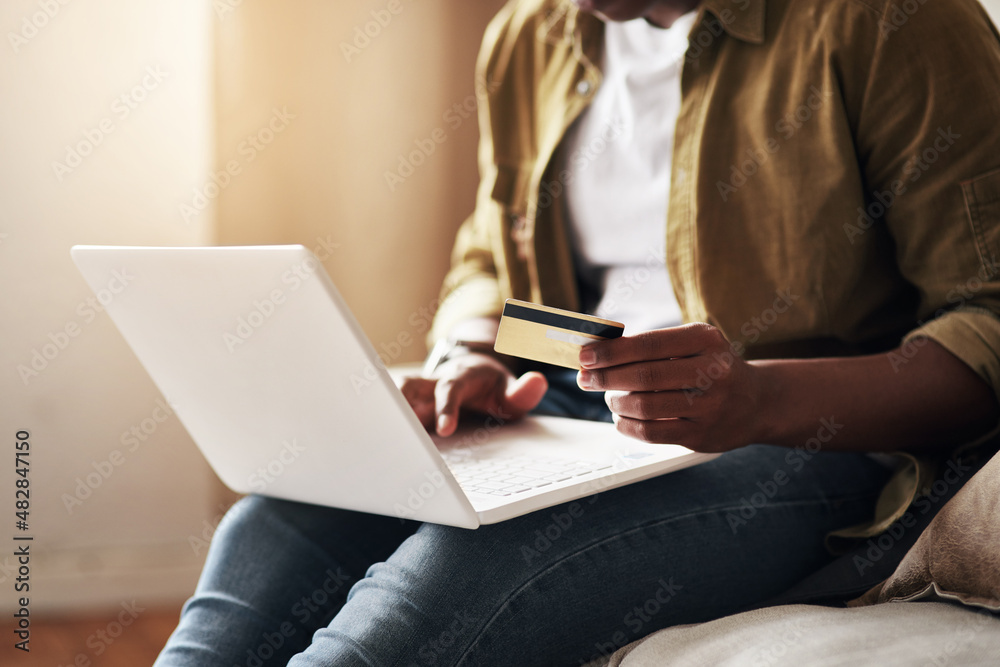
left=502, top=303, right=623, bottom=338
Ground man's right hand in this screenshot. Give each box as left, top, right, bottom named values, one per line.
left=399, top=353, right=548, bottom=437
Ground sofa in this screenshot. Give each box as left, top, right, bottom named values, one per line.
left=599, top=601, right=1000, bottom=666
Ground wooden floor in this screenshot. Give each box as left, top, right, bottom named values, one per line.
left=1, top=605, right=181, bottom=666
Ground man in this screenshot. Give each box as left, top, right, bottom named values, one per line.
left=156, top=1, right=1000, bottom=664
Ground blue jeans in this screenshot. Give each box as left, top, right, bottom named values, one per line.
left=155, top=370, right=891, bottom=666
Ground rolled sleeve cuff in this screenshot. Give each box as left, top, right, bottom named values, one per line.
left=902, top=306, right=1000, bottom=403
left=428, top=276, right=505, bottom=346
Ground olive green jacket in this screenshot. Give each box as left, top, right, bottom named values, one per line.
left=430, top=0, right=1000, bottom=544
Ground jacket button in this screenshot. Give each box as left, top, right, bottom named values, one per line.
left=576, top=80, right=593, bottom=96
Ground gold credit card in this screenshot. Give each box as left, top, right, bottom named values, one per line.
left=494, top=299, right=625, bottom=370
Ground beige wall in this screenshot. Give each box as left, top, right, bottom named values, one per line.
left=214, top=0, right=507, bottom=364
left=0, top=0, right=217, bottom=614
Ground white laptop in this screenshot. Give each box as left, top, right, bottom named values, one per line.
left=70, top=245, right=717, bottom=529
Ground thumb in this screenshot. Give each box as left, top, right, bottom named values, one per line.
left=502, top=371, right=549, bottom=416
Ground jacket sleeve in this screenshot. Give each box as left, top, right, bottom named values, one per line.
left=426, top=2, right=521, bottom=346
left=854, top=0, right=1000, bottom=398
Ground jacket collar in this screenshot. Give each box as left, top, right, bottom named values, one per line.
left=547, top=0, right=766, bottom=47
left=701, top=0, right=766, bottom=45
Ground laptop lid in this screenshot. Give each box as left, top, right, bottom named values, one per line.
left=70, top=245, right=480, bottom=528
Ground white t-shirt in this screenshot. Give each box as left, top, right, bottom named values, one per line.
left=563, top=11, right=697, bottom=332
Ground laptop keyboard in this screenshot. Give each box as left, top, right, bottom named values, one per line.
left=441, top=453, right=613, bottom=497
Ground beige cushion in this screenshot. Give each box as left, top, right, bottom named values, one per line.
left=606, top=602, right=1000, bottom=666
left=850, top=451, right=1000, bottom=611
